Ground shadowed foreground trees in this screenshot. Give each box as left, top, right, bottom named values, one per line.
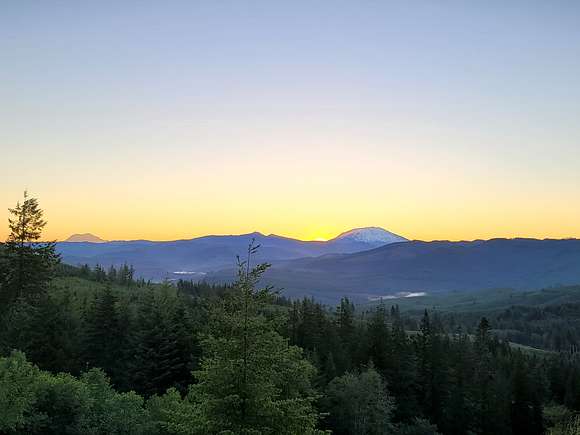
left=322, top=366, right=394, bottom=435
left=0, top=351, right=150, bottom=434
left=152, top=243, right=324, bottom=434
left=1, top=191, right=59, bottom=307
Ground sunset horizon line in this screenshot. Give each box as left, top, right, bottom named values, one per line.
left=46, top=229, right=580, bottom=244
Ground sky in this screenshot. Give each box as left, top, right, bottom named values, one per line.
left=1, top=1, right=580, bottom=242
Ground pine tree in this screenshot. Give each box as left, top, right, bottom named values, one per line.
left=1, top=292, right=81, bottom=374
left=336, top=297, right=356, bottom=372
left=417, top=310, right=433, bottom=417
left=1, top=191, right=59, bottom=307
left=190, top=241, right=322, bottom=434
left=107, top=265, right=118, bottom=283
left=82, top=286, right=128, bottom=385
left=472, top=317, right=499, bottom=434
left=94, top=264, right=107, bottom=282
left=511, top=356, right=544, bottom=435
left=337, top=298, right=355, bottom=343
left=366, top=303, right=391, bottom=375
left=130, top=287, right=195, bottom=397
left=323, top=366, right=394, bottom=435
left=440, top=332, right=474, bottom=435
left=388, top=312, right=419, bottom=423
left=416, top=310, right=449, bottom=427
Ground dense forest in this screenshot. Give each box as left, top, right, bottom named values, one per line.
left=2, top=194, right=580, bottom=434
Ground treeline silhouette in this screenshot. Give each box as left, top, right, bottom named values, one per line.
left=57, top=262, right=146, bottom=287
left=428, top=302, right=580, bottom=354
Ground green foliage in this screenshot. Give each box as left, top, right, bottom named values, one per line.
left=0, top=352, right=152, bottom=434
left=0, top=294, right=82, bottom=374
left=1, top=191, right=59, bottom=307
left=57, top=262, right=145, bottom=287
left=69, top=369, right=150, bottom=434
left=548, top=414, right=580, bottom=435
left=322, top=367, right=394, bottom=435
left=82, top=285, right=129, bottom=386
left=191, top=242, right=322, bottom=434
left=4, top=265, right=578, bottom=435
left=544, top=404, right=575, bottom=434
left=367, top=286, right=580, bottom=352
left=130, top=286, right=197, bottom=396
left=147, top=388, right=208, bottom=434
left=0, top=351, right=39, bottom=432
left=5, top=195, right=580, bottom=434
left=396, top=418, right=441, bottom=435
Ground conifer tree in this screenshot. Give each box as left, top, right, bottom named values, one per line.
left=94, top=264, right=107, bottom=282
left=83, top=286, right=129, bottom=385
left=130, top=288, right=194, bottom=397
left=336, top=297, right=356, bottom=372
left=190, top=241, right=322, bottom=434
left=416, top=310, right=449, bottom=426
left=107, top=265, right=118, bottom=283
left=388, top=311, right=419, bottom=423
left=1, top=291, right=81, bottom=374
left=366, top=303, right=391, bottom=374
left=323, top=366, right=394, bottom=435
left=1, top=191, right=59, bottom=307
left=511, top=356, right=544, bottom=435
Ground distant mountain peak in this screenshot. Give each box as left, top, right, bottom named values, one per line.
left=332, top=227, right=407, bottom=244
left=64, top=233, right=107, bottom=243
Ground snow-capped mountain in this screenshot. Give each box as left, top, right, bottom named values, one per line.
left=331, top=227, right=407, bottom=246
left=64, top=233, right=108, bottom=243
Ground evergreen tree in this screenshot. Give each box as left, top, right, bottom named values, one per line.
left=190, top=241, right=322, bottom=434
left=511, top=356, right=544, bottom=435
left=130, top=287, right=195, bottom=397
left=83, top=285, right=128, bottom=385
left=416, top=310, right=448, bottom=427
left=336, top=297, right=356, bottom=371
left=388, top=312, right=419, bottom=423
left=0, top=351, right=152, bottom=434
left=322, top=366, right=394, bottom=435
left=472, top=317, right=499, bottom=434
left=366, top=303, right=391, bottom=375
left=0, top=292, right=82, bottom=374
left=440, top=332, right=474, bottom=435
left=94, top=264, right=107, bottom=282
left=1, top=191, right=59, bottom=307
left=107, top=265, right=118, bottom=283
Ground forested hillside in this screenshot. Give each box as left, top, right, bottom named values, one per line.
left=215, top=238, right=580, bottom=303
left=3, top=194, right=580, bottom=434
left=362, top=286, right=580, bottom=353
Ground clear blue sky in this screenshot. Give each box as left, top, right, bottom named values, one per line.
left=1, top=1, right=579, bottom=241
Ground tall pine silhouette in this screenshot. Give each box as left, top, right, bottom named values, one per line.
left=1, top=191, right=59, bottom=307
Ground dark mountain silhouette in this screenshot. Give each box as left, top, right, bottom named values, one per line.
left=56, top=227, right=406, bottom=281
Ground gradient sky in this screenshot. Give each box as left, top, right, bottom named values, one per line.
left=1, top=1, right=580, bottom=242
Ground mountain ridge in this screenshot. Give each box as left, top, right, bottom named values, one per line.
left=56, top=226, right=407, bottom=281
